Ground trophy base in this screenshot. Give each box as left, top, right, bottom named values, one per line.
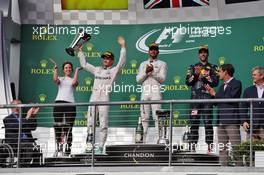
left=157, top=138, right=169, bottom=145
left=65, top=47, right=75, bottom=56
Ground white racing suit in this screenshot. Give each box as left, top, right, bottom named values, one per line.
left=78, top=48, right=126, bottom=148
left=136, top=59, right=167, bottom=143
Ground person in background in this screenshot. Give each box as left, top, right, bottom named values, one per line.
left=206, top=64, right=242, bottom=166
left=3, top=100, right=39, bottom=166
left=136, top=43, right=167, bottom=143
left=241, top=66, right=264, bottom=140
left=77, top=36, right=126, bottom=154
left=185, top=45, right=219, bottom=153
left=51, top=59, right=82, bottom=157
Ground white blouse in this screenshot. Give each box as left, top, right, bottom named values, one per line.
left=55, top=76, right=75, bottom=103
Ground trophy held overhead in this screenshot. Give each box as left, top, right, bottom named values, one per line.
left=66, top=30, right=91, bottom=56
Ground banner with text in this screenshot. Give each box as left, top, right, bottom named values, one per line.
left=20, top=16, right=264, bottom=127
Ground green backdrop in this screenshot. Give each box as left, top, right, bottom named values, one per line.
left=19, top=16, right=264, bottom=127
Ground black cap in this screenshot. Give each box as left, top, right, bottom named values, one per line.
left=149, top=43, right=159, bottom=50
left=101, top=51, right=114, bottom=60
left=198, top=45, right=208, bottom=53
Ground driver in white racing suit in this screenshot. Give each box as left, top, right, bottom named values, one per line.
left=77, top=36, right=126, bottom=153
left=136, top=43, right=167, bottom=143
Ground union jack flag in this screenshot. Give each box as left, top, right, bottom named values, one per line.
left=143, top=0, right=209, bottom=9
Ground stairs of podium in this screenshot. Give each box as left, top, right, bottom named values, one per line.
left=44, top=144, right=220, bottom=166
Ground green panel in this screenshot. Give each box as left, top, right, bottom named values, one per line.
left=19, top=17, right=264, bottom=127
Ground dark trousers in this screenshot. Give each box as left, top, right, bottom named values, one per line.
left=53, top=101, right=76, bottom=154
left=218, top=124, right=241, bottom=166
left=20, top=141, right=42, bottom=167
left=189, top=94, right=214, bottom=146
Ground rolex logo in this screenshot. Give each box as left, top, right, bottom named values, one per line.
left=40, top=27, right=48, bottom=35
left=84, top=77, right=93, bottom=86
left=83, top=112, right=88, bottom=118
left=129, top=94, right=137, bottom=102
left=173, top=111, right=180, bottom=118
left=218, top=57, right=225, bottom=65
left=86, top=43, right=94, bottom=52
left=40, top=60, right=48, bottom=68
left=173, top=76, right=181, bottom=84
left=39, top=94, right=47, bottom=103
left=130, top=60, right=137, bottom=69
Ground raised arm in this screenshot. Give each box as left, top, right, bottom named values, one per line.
left=24, top=107, right=40, bottom=131
left=77, top=46, right=96, bottom=75
left=115, top=36, right=126, bottom=71
left=50, top=58, right=60, bottom=85
left=72, top=67, right=82, bottom=87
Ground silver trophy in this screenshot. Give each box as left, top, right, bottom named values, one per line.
left=156, top=110, right=170, bottom=144
left=65, top=29, right=91, bottom=56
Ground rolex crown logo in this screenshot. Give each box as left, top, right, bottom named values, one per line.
left=174, top=76, right=181, bottom=84
left=129, top=94, right=137, bottom=102
left=40, top=27, right=48, bottom=35
left=86, top=43, right=94, bottom=52
left=173, top=111, right=180, bottom=118
left=130, top=60, right=137, bottom=69
left=83, top=112, right=88, bottom=119
left=39, top=94, right=47, bottom=103
left=218, top=57, right=225, bottom=65
left=84, top=77, right=93, bottom=86
left=216, top=67, right=220, bottom=76
left=40, top=60, right=48, bottom=68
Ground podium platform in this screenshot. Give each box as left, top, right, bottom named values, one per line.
left=44, top=144, right=219, bottom=166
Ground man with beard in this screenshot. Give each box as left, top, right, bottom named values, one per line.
left=185, top=45, right=219, bottom=153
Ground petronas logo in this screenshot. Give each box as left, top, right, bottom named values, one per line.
left=130, top=60, right=137, bottom=69
left=173, top=111, right=180, bottom=118
left=86, top=43, right=94, bottom=52
left=129, top=94, right=137, bottom=102
left=39, top=94, right=47, bottom=103
left=218, top=57, right=225, bottom=65
left=40, top=60, right=48, bottom=68
left=84, top=77, right=93, bottom=86
left=173, top=76, right=181, bottom=84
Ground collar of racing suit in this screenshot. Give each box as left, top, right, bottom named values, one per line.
left=103, top=66, right=112, bottom=70
left=198, top=61, right=209, bottom=66
left=148, top=58, right=158, bottom=63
